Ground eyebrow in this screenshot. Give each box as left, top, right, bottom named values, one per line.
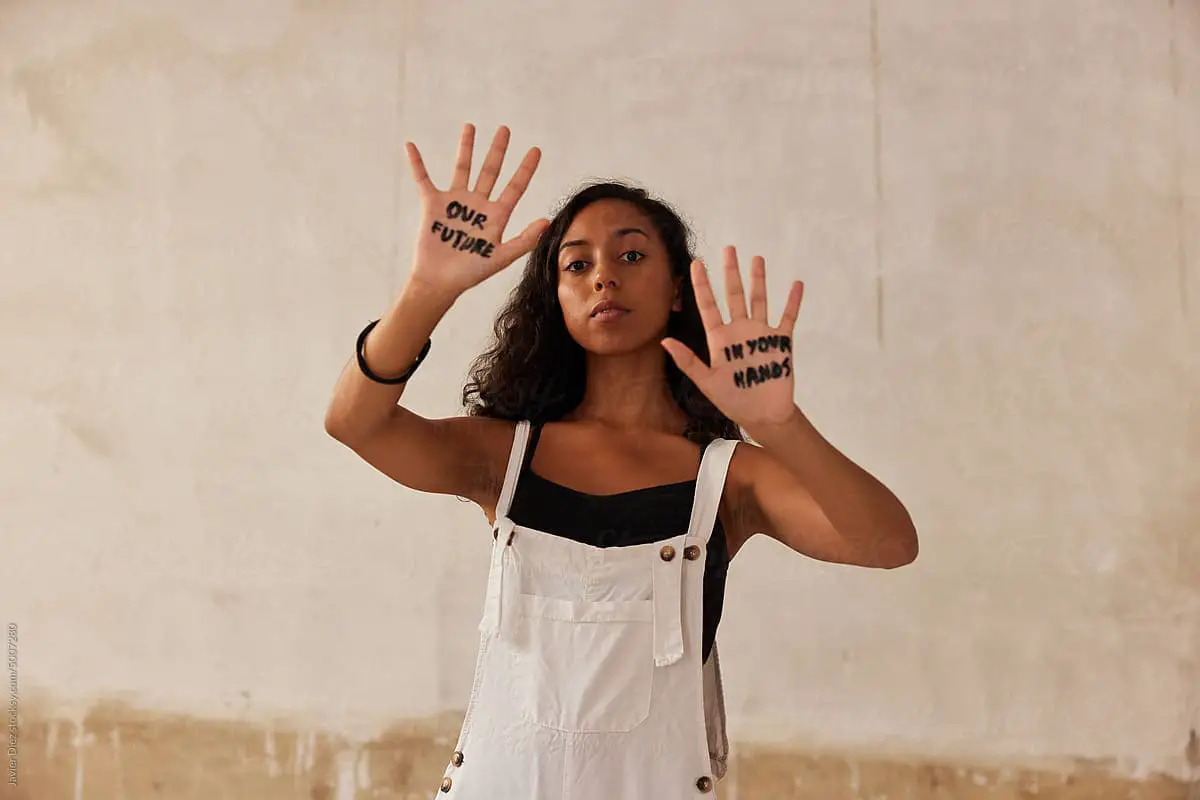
left=559, top=227, right=649, bottom=253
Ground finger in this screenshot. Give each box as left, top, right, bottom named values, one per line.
left=690, top=260, right=726, bottom=332
left=660, top=338, right=706, bottom=386
left=492, top=217, right=551, bottom=268
left=724, top=246, right=748, bottom=321
left=450, top=123, right=475, bottom=191
left=778, top=280, right=804, bottom=336
left=405, top=141, right=437, bottom=196
left=749, top=255, right=768, bottom=322
left=496, top=145, right=542, bottom=210
left=474, top=125, right=510, bottom=199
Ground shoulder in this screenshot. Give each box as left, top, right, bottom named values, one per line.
left=459, top=416, right=524, bottom=502
left=719, top=438, right=761, bottom=557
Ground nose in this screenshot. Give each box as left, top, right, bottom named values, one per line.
left=593, top=258, right=617, bottom=288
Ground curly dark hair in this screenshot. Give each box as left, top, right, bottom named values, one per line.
left=459, top=179, right=747, bottom=447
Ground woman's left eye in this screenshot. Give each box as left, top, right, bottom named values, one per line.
left=621, top=251, right=645, bottom=263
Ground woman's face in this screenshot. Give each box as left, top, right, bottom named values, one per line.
left=556, top=199, right=682, bottom=354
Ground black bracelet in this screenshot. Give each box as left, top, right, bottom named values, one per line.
left=355, top=319, right=431, bottom=385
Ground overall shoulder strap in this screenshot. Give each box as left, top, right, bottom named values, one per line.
left=686, top=437, right=740, bottom=545
left=493, top=419, right=531, bottom=524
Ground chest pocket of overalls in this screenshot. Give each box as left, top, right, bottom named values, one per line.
left=506, top=593, right=655, bottom=733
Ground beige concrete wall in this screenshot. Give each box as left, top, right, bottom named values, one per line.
left=2, top=0, right=1196, bottom=797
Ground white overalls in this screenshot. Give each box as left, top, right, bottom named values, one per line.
left=434, top=420, right=738, bottom=799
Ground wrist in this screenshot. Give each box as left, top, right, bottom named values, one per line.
left=403, top=275, right=462, bottom=310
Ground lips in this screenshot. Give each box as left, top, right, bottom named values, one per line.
left=591, top=300, right=629, bottom=317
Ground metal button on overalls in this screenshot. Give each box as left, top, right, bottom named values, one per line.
left=432, top=420, right=740, bottom=799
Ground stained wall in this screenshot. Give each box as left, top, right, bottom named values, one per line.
left=2, top=1, right=1197, bottom=797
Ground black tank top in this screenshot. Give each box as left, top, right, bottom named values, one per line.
left=506, top=422, right=729, bottom=663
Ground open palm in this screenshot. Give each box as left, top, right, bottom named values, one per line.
left=661, top=246, right=803, bottom=430
left=406, top=124, right=549, bottom=295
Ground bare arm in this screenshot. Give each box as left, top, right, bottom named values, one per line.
left=323, top=122, right=548, bottom=502
left=323, top=277, right=457, bottom=442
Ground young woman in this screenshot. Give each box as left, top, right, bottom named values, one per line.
left=324, top=123, right=918, bottom=799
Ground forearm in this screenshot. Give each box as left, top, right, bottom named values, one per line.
left=323, top=277, right=458, bottom=440
left=747, top=406, right=917, bottom=558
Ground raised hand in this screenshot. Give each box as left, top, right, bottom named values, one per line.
left=406, top=123, right=549, bottom=297
left=660, top=246, right=803, bottom=431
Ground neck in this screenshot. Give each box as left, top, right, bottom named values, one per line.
left=565, top=349, right=688, bottom=435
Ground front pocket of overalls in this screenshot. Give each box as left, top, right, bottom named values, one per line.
left=508, top=593, right=654, bottom=734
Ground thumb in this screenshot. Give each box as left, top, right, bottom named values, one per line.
left=493, top=218, right=551, bottom=267
left=661, top=338, right=700, bottom=381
